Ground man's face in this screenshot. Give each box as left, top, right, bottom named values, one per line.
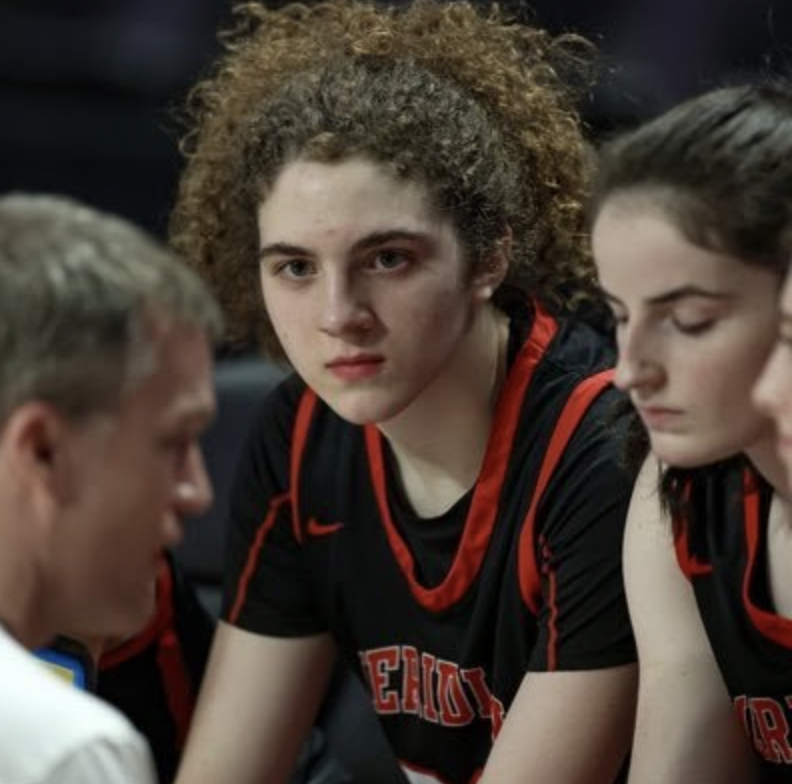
left=49, top=319, right=216, bottom=639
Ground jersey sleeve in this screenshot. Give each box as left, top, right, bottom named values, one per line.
left=528, top=388, right=637, bottom=672
left=220, top=375, right=328, bottom=637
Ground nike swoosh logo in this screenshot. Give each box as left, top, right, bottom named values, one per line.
left=305, top=517, right=345, bottom=537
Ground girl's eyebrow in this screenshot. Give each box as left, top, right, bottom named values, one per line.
left=258, top=242, right=311, bottom=261
left=645, top=285, right=731, bottom=306
left=599, top=285, right=731, bottom=307
left=351, top=229, right=434, bottom=254
left=259, top=229, right=436, bottom=262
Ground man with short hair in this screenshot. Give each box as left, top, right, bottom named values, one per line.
left=0, top=193, right=222, bottom=783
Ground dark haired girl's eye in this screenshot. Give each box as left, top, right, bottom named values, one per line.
left=672, top=318, right=714, bottom=336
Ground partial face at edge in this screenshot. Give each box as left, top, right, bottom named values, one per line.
left=592, top=196, right=779, bottom=468
left=256, top=157, right=501, bottom=425
left=754, top=268, right=792, bottom=487
left=49, top=319, right=216, bottom=639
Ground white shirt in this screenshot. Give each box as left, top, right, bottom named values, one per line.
left=0, top=625, right=155, bottom=784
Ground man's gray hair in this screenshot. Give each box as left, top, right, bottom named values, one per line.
left=0, top=193, right=224, bottom=427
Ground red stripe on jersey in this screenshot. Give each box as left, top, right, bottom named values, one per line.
left=228, top=493, right=291, bottom=624
left=518, top=369, right=615, bottom=634
left=672, top=482, right=713, bottom=580
left=290, top=390, right=319, bottom=544
left=100, top=560, right=195, bottom=749
left=100, top=558, right=172, bottom=669
left=742, top=470, right=792, bottom=647
left=366, top=300, right=558, bottom=612
left=156, top=626, right=193, bottom=749
left=538, top=535, right=560, bottom=671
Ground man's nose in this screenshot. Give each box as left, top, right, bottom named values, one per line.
left=174, top=444, right=214, bottom=519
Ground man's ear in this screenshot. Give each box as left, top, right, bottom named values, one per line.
left=1, top=402, right=75, bottom=503
left=471, top=227, right=511, bottom=302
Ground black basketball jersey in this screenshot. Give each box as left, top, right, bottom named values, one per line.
left=224, top=299, right=636, bottom=784
left=98, top=556, right=213, bottom=784
left=676, top=467, right=792, bottom=783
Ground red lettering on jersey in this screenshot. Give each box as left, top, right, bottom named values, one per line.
left=401, top=646, right=421, bottom=716
left=461, top=667, right=506, bottom=739
left=751, top=698, right=792, bottom=764
left=360, top=647, right=400, bottom=714
left=421, top=653, right=439, bottom=723
left=436, top=660, right=475, bottom=727
left=359, top=646, right=503, bottom=737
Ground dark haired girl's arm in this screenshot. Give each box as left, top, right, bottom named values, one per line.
left=624, top=457, right=758, bottom=784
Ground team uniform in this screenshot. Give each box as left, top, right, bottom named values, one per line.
left=98, top=555, right=351, bottom=784
left=223, top=297, right=637, bottom=784
left=675, top=465, right=792, bottom=783
left=98, top=556, right=213, bottom=784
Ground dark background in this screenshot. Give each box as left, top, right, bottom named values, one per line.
left=1, top=0, right=791, bottom=237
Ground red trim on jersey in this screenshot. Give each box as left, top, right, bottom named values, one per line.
left=365, top=301, right=558, bottom=612
left=742, top=470, right=792, bottom=647
left=228, top=493, right=292, bottom=624
left=539, top=535, right=560, bottom=671
left=290, top=390, right=319, bottom=544
left=100, top=559, right=172, bottom=669
left=155, top=626, right=194, bottom=749
left=672, top=483, right=713, bottom=580
left=518, top=369, right=615, bottom=633
left=673, top=538, right=714, bottom=578
left=99, top=559, right=195, bottom=749
left=399, top=756, right=463, bottom=784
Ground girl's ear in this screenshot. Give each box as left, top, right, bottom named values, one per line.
left=471, top=227, right=511, bottom=302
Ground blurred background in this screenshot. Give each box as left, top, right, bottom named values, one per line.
left=1, top=0, right=791, bottom=238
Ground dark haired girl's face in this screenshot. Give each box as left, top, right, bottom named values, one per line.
left=256, top=156, right=500, bottom=425
left=754, top=269, right=792, bottom=490
left=593, top=196, right=778, bottom=469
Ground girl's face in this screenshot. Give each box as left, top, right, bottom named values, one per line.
left=753, top=269, right=792, bottom=486
left=592, top=196, right=779, bottom=468
left=257, top=157, right=499, bottom=425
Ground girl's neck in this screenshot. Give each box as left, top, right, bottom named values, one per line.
left=378, top=305, right=510, bottom=518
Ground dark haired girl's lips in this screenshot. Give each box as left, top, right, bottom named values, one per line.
left=638, top=406, right=683, bottom=430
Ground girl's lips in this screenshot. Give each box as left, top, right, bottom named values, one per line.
left=326, top=355, right=384, bottom=380
left=638, top=406, right=683, bottom=430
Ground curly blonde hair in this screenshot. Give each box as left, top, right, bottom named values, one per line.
left=170, top=0, right=599, bottom=358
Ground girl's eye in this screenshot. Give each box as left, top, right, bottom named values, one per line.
left=371, top=249, right=411, bottom=271
left=276, top=258, right=316, bottom=279
left=671, top=317, right=715, bottom=336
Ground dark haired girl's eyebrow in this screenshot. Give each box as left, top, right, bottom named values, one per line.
left=599, top=284, right=731, bottom=309
left=645, top=285, right=731, bottom=306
